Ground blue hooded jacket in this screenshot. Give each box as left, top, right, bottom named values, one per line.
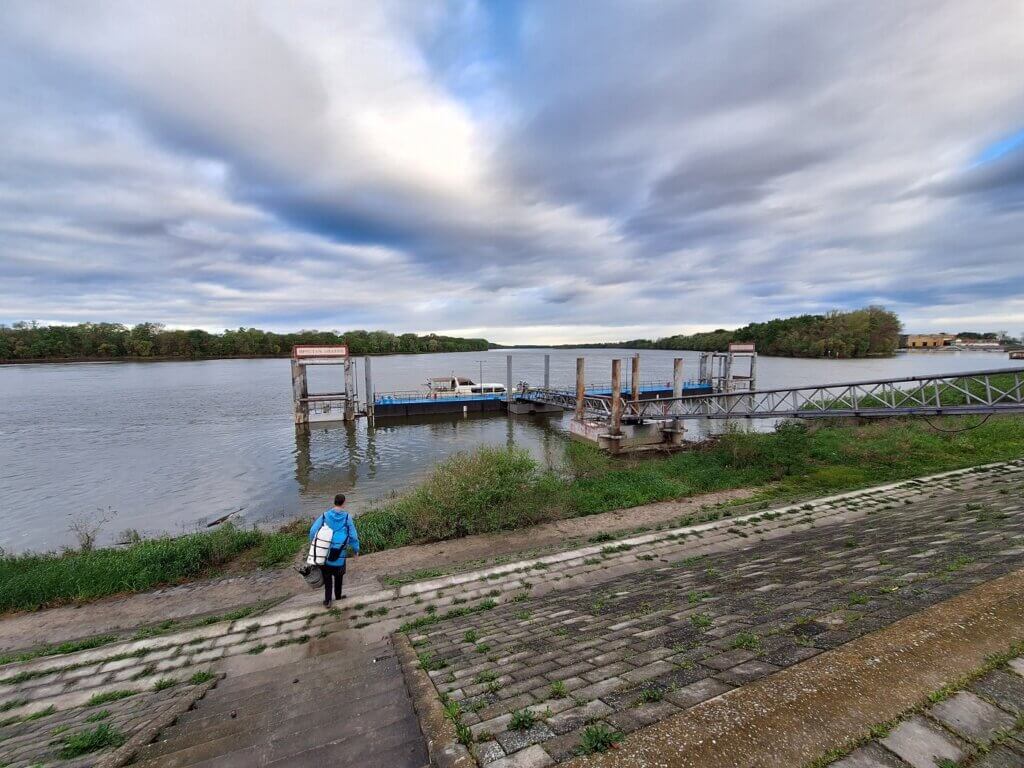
left=309, top=508, right=360, bottom=567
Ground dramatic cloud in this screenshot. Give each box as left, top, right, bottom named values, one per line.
left=1, top=0, right=1023, bottom=342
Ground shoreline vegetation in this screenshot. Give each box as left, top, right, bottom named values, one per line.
left=0, top=306, right=898, bottom=363
left=521, top=306, right=903, bottom=359
left=0, top=322, right=489, bottom=363
left=3, top=413, right=1024, bottom=614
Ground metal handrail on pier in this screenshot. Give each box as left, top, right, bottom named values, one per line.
left=527, top=367, right=1024, bottom=421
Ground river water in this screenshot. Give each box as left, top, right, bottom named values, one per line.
left=1, top=348, right=1020, bottom=553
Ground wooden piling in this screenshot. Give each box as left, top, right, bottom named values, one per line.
left=506, top=355, right=513, bottom=404
left=291, top=359, right=309, bottom=424
left=672, top=358, right=684, bottom=400
left=610, top=358, right=622, bottom=437
left=631, top=353, right=640, bottom=405
left=575, top=358, right=586, bottom=421
left=544, top=354, right=551, bottom=389
left=343, top=357, right=356, bottom=421
left=364, top=356, right=374, bottom=426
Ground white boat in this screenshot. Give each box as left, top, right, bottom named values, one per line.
left=427, top=376, right=506, bottom=396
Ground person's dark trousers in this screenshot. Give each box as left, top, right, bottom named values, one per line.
left=320, top=563, right=346, bottom=602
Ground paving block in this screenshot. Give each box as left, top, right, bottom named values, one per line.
left=664, top=677, right=733, bottom=709
left=881, top=715, right=968, bottom=768
left=831, top=741, right=910, bottom=767
left=929, top=691, right=1016, bottom=744
left=496, top=723, right=555, bottom=753
left=972, top=745, right=1024, bottom=768
left=1008, top=657, right=1024, bottom=678
left=487, top=743, right=555, bottom=768
left=715, top=660, right=780, bottom=685
left=970, top=669, right=1024, bottom=715
left=472, top=739, right=507, bottom=765
left=546, top=700, right=613, bottom=736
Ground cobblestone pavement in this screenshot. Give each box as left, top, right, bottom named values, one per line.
left=408, top=462, right=1024, bottom=766
left=830, top=654, right=1024, bottom=768
left=1, top=460, right=1022, bottom=766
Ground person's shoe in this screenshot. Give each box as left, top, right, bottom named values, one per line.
left=338, top=594, right=346, bottom=600
left=323, top=599, right=332, bottom=609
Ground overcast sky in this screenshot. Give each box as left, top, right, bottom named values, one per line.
left=1, top=2, right=1023, bottom=344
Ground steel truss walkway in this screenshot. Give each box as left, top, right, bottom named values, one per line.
left=520, top=367, right=1024, bottom=421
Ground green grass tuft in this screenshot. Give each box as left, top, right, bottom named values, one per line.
left=58, top=724, right=125, bottom=758
left=86, top=690, right=137, bottom=707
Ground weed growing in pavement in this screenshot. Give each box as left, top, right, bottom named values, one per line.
left=188, top=671, right=215, bottom=685
left=730, top=632, right=761, bottom=651
left=152, top=677, right=176, bottom=691
left=85, top=710, right=111, bottom=723
left=509, top=709, right=536, bottom=730
left=633, top=687, right=665, bottom=704
left=417, top=652, right=447, bottom=672
left=550, top=680, right=568, bottom=698
left=575, top=724, right=623, bottom=755
left=691, top=613, right=713, bottom=630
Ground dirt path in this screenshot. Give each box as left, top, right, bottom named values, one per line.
left=0, top=487, right=754, bottom=652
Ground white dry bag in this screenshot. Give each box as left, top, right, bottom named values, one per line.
left=306, top=516, right=335, bottom=566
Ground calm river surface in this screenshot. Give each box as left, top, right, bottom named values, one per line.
left=1, top=348, right=1020, bottom=553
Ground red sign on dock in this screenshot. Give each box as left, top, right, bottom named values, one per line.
left=292, top=345, right=349, bottom=359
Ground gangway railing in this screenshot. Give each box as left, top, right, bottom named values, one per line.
left=526, top=367, right=1024, bottom=421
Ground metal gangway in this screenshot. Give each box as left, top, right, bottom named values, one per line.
left=527, top=367, right=1024, bottom=422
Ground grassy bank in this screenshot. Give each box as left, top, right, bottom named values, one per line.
left=355, top=415, right=1024, bottom=552
left=3, top=415, right=1024, bottom=613
left=0, top=525, right=306, bottom=613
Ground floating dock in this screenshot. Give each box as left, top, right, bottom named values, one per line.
left=373, top=382, right=712, bottom=419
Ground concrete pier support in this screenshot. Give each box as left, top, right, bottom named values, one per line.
left=343, top=358, right=356, bottom=421
left=364, top=356, right=374, bottom=426
left=544, top=354, right=551, bottom=389
left=291, top=360, right=309, bottom=424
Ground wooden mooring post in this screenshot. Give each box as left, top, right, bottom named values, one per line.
left=506, top=355, right=513, bottom=404
left=364, top=356, right=374, bottom=426
left=575, top=357, right=585, bottom=421
left=631, top=353, right=640, bottom=405
left=609, top=358, right=623, bottom=450
left=665, top=356, right=685, bottom=446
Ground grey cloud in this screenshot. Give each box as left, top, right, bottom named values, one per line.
left=1, top=1, right=1023, bottom=340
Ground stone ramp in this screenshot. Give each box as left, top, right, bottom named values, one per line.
left=401, top=461, right=1024, bottom=765
left=131, top=635, right=427, bottom=768
left=2, top=459, right=1023, bottom=767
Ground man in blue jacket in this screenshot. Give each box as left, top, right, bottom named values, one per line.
left=309, top=493, right=360, bottom=607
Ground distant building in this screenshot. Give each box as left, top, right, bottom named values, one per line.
left=901, top=333, right=956, bottom=349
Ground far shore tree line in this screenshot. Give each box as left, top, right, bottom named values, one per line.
left=563, top=306, right=904, bottom=359
left=0, top=322, right=489, bottom=361
left=4, top=307, right=1011, bottom=363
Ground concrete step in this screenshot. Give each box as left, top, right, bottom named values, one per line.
left=148, top=680, right=410, bottom=758
left=138, top=690, right=412, bottom=766
left=177, top=662, right=403, bottom=724
left=136, top=707, right=425, bottom=768
left=211, top=642, right=395, bottom=697
left=210, top=651, right=400, bottom=701
left=264, top=729, right=429, bottom=768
